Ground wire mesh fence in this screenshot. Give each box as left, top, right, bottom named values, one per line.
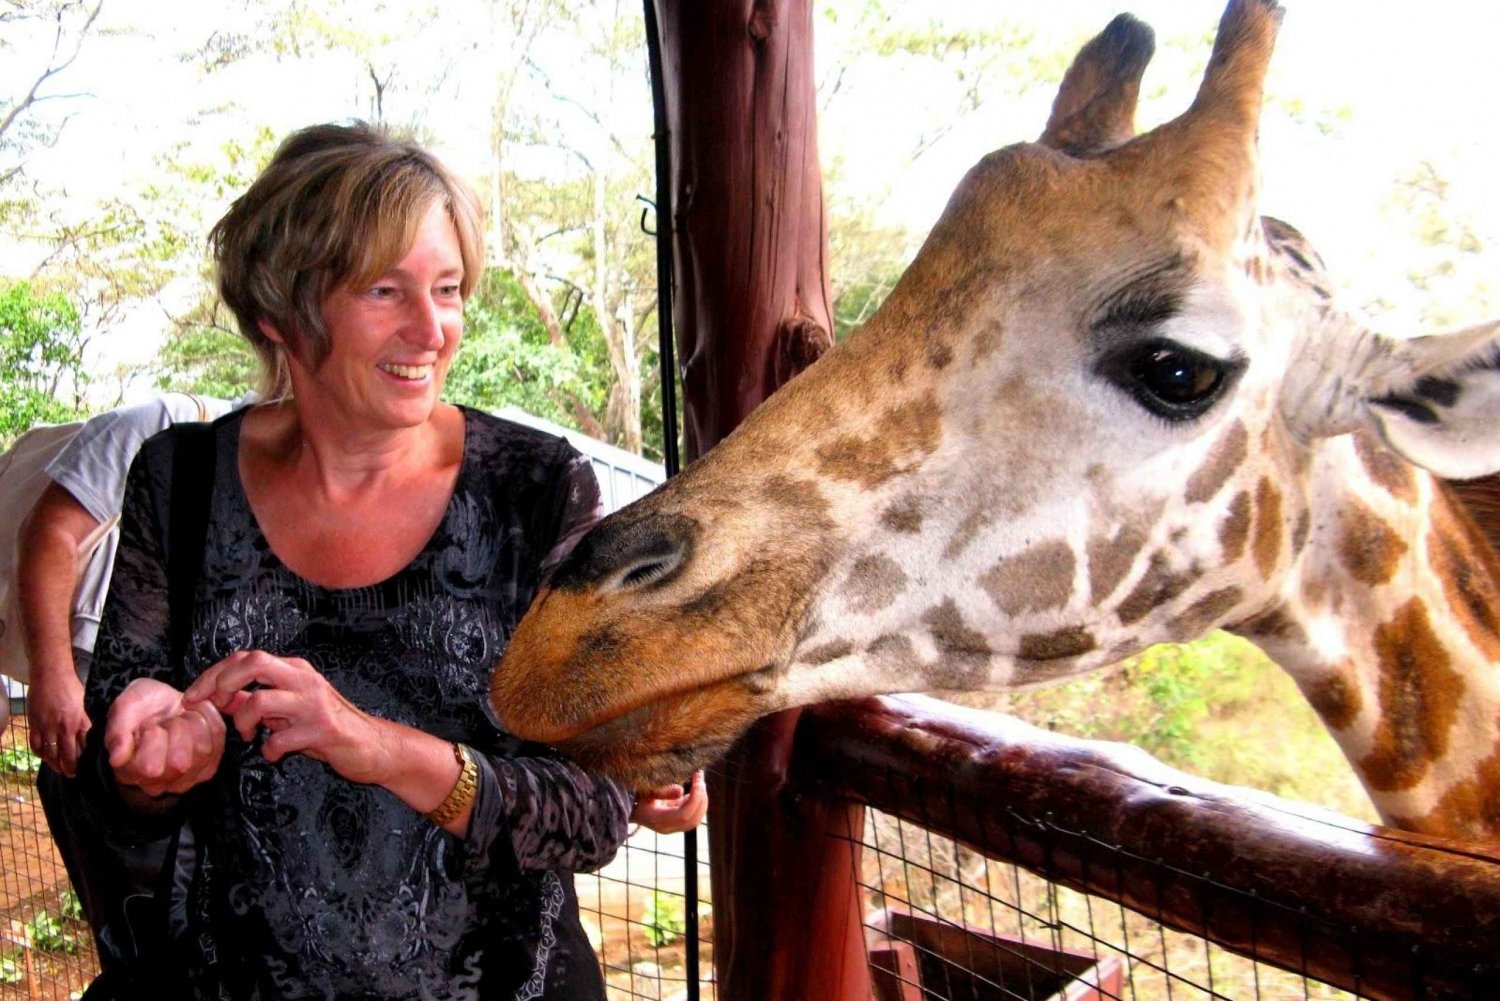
left=577, top=824, right=715, bottom=1000
left=858, top=809, right=1355, bottom=1000
left=795, top=695, right=1500, bottom=1001
left=0, top=709, right=713, bottom=1001
left=1, top=713, right=97, bottom=1001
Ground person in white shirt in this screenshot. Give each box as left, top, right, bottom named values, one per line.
left=19, top=392, right=245, bottom=993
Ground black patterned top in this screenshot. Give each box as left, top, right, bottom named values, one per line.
left=84, top=406, right=632, bottom=1001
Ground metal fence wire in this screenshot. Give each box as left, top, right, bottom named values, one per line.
left=577, top=823, right=715, bottom=1000
left=856, top=809, right=1354, bottom=1001
left=1, top=714, right=99, bottom=1001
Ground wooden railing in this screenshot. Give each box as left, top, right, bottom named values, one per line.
left=787, top=694, right=1500, bottom=1001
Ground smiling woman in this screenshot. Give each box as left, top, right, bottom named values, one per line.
left=72, top=121, right=703, bottom=1001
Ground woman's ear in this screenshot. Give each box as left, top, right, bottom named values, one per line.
left=258, top=319, right=286, bottom=345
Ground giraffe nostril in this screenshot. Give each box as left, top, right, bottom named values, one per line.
left=551, top=511, right=697, bottom=592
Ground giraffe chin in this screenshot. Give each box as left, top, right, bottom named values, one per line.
left=547, top=681, right=775, bottom=789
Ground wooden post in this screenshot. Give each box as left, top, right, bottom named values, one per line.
left=646, top=1, right=868, bottom=998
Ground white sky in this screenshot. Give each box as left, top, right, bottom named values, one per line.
left=7, top=1, right=1500, bottom=393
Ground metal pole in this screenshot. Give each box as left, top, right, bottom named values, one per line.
left=641, top=4, right=695, bottom=998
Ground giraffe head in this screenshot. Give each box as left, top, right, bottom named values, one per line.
left=491, top=0, right=1500, bottom=788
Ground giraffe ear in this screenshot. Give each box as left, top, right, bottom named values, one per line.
left=1365, top=322, right=1500, bottom=480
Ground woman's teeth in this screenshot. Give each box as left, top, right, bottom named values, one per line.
left=380, top=363, right=432, bottom=380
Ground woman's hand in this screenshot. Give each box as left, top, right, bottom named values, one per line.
left=183, top=650, right=393, bottom=785
left=106, top=677, right=226, bottom=797
left=630, top=771, right=708, bottom=834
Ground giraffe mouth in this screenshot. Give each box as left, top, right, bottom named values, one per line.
left=545, top=676, right=777, bottom=787
left=561, top=732, right=738, bottom=790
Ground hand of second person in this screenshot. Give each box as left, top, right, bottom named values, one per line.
left=183, top=650, right=392, bottom=784
left=27, top=668, right=90, bottom=778
left=630, top=771, right=708, bottom=834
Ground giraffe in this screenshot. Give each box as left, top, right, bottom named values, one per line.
left=490, top=0, right=1500, bottom=841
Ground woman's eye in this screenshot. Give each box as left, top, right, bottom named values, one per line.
left=1103, top=340, right=1240, bottom=421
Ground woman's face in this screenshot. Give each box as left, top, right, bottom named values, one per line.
left=292, top=200, right=466, bottom=431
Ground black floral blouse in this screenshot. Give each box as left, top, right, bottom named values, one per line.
left=84, top=406, right=632, bottom=1000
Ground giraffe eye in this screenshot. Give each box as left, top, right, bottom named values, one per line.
left=1101, top=339, right=1241, bottom=421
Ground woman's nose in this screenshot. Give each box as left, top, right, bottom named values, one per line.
left=406, top=295, right=446, bottom=348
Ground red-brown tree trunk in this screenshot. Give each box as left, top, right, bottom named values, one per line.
left=647, top=1, right=867, bottom=998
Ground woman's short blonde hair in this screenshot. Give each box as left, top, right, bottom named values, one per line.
left=209, top=121, right=486, bottom=399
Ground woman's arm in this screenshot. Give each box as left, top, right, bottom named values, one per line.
left=81, top=438, right=226, bottom=826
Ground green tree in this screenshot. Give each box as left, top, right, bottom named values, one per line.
left=445, top=268, right=603, bottom=423
left=0, top=280, right=87, bottom=445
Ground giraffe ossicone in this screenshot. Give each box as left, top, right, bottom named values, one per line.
left=492, top=0, right=1500, bottom=840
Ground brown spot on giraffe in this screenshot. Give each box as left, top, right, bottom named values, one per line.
left=944, top=507, right=996, bottom=561
left=881, top=496, right=925, bottom=534
left=971, top=321, right=1005, bottom=360
left=762, top=475, right=832, bottom=524
left=1353, top=429, right=1418, bottom=505
left=980, top=540, right=1076, bottom=617
left=1397, top=745, right=1500, bottom=839
left=1116, top=551, right=1201, bottom=625
left=1235, top=604, right=1308, bottom=648
left=886, top=353, right=910, bottom=383
left=845, top=554, right=908, bottom=614
left=800, top=640, right=854, bottom=666
left=1252, top=477, right=1283, bottom=577
left=1427, top=491, right=1500, bottom=662
left=1336, top=496, right=1409, bottom=586
left=922, top=599, right=992, bottom=685
left=1219, top=490, right=1252, bottom=562
left=1185, top=421, right=1249, bottom=504
left=815, top=394, right=943, bottom=488
left=1086, top=500, right=1164, bottom=605
left=1358, top=599, right=1464, bottom=793
left=1166, top=586, right=1243, bottom=638
left=1291, top=507, right=1311, bottom=555
left=868, top=633, right=920, bottom=674
left=927, top=341, right=954, bottom=370
left=1296, top=664, right=1362, bottom=732
left=1019, top=627, right=1097, bottom=662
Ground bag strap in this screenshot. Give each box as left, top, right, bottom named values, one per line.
left=166, top=423, right=216, bottom=669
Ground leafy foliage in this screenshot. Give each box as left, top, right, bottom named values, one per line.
left=445, top=269, right=603, bottom=424
left=23, top=908, right=81, bottom=954
left=640, top=890, right=686, bottom=947
left=155, top=308, right=261, bottom=401
left=0, top=742, right=42, bottom=775
left=0, top=280, right=87, bottom=446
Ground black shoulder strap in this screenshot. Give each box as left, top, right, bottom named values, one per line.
left=166, top=423, right=216, bottom=669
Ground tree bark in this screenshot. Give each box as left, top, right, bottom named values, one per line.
left=648, top=1, right=856, bottom=998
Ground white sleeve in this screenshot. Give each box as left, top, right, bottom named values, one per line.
left=44, top=394, right=234, bottom=524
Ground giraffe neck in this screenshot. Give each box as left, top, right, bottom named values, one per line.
left=1235, top=433, right=1500, bottom=840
